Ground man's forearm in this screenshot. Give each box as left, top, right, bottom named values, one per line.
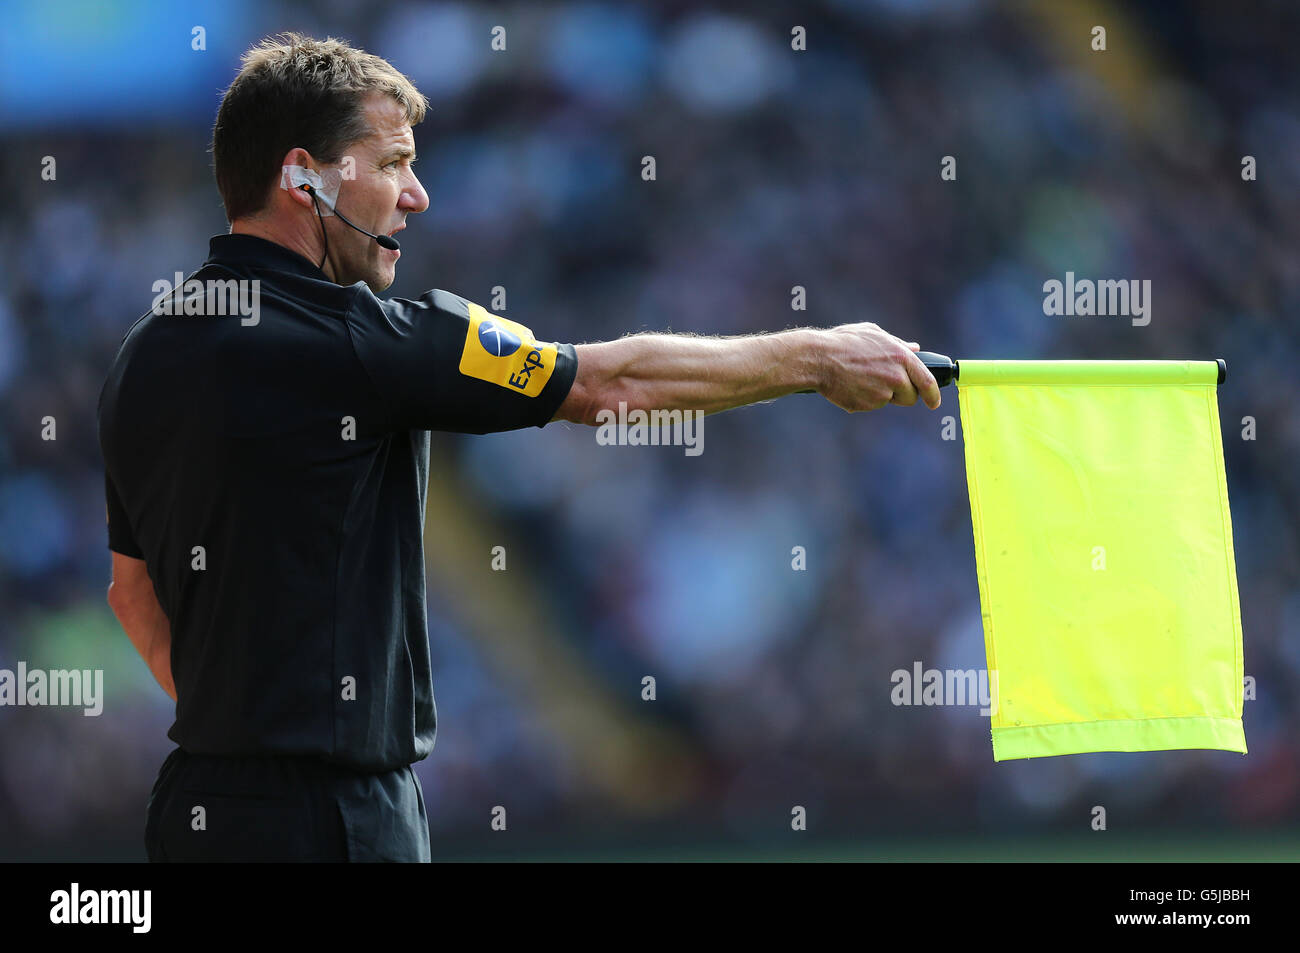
left=108, top=583, right=177, bottom=702
left=567, top=327, right=824, bottom=423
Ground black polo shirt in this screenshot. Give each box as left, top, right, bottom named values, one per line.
left=97, top=233, right=577, bottom=773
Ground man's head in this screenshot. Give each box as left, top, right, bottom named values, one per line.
left=213, top=34, right=430, bottom=292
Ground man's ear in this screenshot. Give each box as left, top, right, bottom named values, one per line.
left=281, top=147, right=317, bottom=210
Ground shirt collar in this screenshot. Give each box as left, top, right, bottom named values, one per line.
left=205, top=233, right=331, bottom=282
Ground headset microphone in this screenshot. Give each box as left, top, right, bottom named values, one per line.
left=300, top=184, right=401, bottom=251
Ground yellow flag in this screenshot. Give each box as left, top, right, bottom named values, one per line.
left=956, top=360, right=1245, bottom=760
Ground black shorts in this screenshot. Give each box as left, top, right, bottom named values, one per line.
left=144, top=747, right=431, bottom=862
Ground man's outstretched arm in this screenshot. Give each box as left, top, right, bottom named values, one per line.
left=552, top=323, right=941, bottom=426
left=107, top=552, right=176, bottom=702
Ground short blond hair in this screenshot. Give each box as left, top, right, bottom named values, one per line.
left=212, top=33, right=428, bottom=222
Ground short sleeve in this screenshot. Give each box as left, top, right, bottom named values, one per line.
left=105, top=471, right=144, bottom=558
left=345, top=288, right=578, bottom=434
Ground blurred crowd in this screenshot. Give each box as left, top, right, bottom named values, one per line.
left=1, top=0, right=1297, bottom=858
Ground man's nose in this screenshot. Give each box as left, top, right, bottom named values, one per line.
left=400, top=174, right=430, bottom=214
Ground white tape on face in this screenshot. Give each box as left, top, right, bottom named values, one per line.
left=280, top=165, right=343, bottom=216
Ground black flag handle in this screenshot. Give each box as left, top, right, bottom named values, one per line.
left=915, top=351, right=958, bottom=387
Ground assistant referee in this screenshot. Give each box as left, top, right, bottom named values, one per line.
left=97, top=33, right=941, bottom=862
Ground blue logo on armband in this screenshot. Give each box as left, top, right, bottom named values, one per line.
left=478, top=320, right=521, bottom=357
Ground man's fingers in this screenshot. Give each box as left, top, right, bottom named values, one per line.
left=890, top=377, right=919, bottom=407
left=902, top=348, right=942, bottom=409
left=888, top=354, right=919, bottom=406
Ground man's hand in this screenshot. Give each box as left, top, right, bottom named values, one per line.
left=814, top=323, right=942, bottom=412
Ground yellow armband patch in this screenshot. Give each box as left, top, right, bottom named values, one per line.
left=458, top=301, right=558, bottom=397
